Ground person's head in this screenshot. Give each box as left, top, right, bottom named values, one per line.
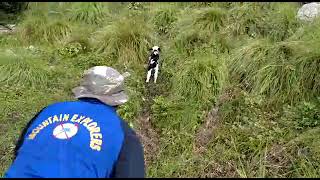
left=72, top=66, right=130, bottom=107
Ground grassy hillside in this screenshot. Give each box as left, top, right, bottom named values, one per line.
left=0, top=2, right=319, bottom=177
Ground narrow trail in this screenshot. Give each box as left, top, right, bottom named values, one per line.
left=194, top=88, right=236, bottom=154
left=134, top=39, right=169, bottom=166
left=134, top=77, right=162, bottom=167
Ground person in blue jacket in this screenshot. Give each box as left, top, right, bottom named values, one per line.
left=4, top=66, right=145, bottom=178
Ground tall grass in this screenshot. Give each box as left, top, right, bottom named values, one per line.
left=0, top=49, right=51, bottom=88
left=68, top=2, right=107, bottom=25
left=262, top=3, right=300, bottom=41
left=230, top=21, right=320, bottom=104
left=171, top=5, right=229, bottom=56
left=223, top=3, right=270, bottom=38
left=193, top=7, right=227, bottom=32
left=90, top=15, right=154, bottom=69
left=152, top=7, right=178, bottom=37
left=151, top=95, right=204, bottom=132
left=17, top=12, right=71, bottom=45
left=173, top=53, right=227, bottom=104
left=171, top=11, right=207, bottom=55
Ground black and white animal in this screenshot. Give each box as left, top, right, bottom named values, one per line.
left=146, top=46, right=161, bottom=83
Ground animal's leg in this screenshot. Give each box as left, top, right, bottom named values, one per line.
left=154, top=65, right=159, bottom=83
left=146, top=69, right=152, bottom=83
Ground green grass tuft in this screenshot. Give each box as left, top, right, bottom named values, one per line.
left=173, top=53, right=227, bottom=104
left=0, top=49, right=51, bottom=88
left=68, top=2, right=107, bottom=25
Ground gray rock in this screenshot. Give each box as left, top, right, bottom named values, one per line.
left=297, top=2, right=320, bottom=21
left=0, top=24, right=16, bottom=34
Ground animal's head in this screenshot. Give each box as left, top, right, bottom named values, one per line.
left=149, top=46, right=161, bottom=55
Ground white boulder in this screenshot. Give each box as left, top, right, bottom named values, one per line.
left=297, top=2, right=320, bottom=21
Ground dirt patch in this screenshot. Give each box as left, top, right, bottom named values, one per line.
left=217, top=87, right=240, bottom=106
left=194, top=107, right=219, bottom=154
left=201, top=160, right=239, bottom=178
left=265, top=144, right=292, bottom=177
left=135, top=113, right=160, bottom=167
left=194, top=87, right=240, bottom=154
left=7, top=112, right=21, bottom=122
left=134, top=82, right=163, bottom=166
left=0, top=124, right=8, bottom=137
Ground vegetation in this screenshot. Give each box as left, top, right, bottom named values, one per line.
left=0, top=2, right=319, bottom=178
left=0, top=2, right=28, bottom=24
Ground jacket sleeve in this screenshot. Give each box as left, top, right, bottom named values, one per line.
left=110, top=120, right=145, bottom=178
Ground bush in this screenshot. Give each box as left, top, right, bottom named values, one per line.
left=58, top=42, right=87, bottom=58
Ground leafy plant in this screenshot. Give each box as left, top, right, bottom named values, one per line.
left=283, top=99, right=320, bottom=130
left=58, top=42, right=86, bottom=58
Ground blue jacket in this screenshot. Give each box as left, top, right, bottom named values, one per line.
left=4, top=98, right=145, bottom=178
